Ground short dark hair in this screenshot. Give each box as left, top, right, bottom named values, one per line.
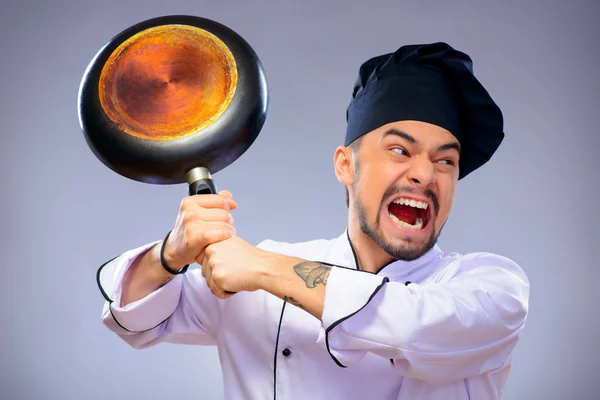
left=344, top=136, right=363, bottom=208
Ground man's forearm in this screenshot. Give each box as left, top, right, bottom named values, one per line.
left=258, top=254, right=331, bottom=320
left=120, top=242, right=175, bottom=307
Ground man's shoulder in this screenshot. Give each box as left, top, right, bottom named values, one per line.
left=436, top=249, right=529, bottom=284
left=256, top=236, right=340, bottom=259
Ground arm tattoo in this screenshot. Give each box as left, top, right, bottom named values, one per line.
left=293, top=262, right=331, bottom=289
left=283, top=296, right=305, bottom=310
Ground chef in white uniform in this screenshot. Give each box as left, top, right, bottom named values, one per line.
left=98, top=42, right=530, bottom=399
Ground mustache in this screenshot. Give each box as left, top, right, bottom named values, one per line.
left=382, top=185, right=439, bottom=215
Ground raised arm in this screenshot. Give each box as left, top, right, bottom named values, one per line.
left=98, top=191, right=238, bottom=349
left=120, top=193, right=238, bottom=306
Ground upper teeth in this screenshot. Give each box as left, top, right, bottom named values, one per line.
left=393, top=198, right=428, bottom=210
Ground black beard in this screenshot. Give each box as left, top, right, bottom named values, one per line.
left=354, top=184, right=442, bottom=262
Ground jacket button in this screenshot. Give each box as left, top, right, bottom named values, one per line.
left=282, top=348, right=292, bottom=357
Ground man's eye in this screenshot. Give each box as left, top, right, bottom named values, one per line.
left=392, top=148, right=408, bottom=156
left=438, top=159, right=455, bottom=166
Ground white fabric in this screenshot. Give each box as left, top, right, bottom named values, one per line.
left=98, top=231, right=529, bottom=399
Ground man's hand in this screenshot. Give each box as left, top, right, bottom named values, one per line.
left=163, top=190, right=238, bottom=272
left=120, top=190, right=237, bottom=307
left=199, top=235, right=273, bottom=298
left=199, top=235, right=330, bottom=320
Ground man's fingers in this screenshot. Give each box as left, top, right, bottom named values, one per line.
left=203, top=264, right=212, bottom=285
left=208, top=275, right=221, bottom=295
left=196, top=208, right=235, bottom=225
left=181, top=194, right=236, bottom=212
left=201, top=252, right=212, bottom=282
left=199, top=221, right=236, bottom=236
left=219, top=190, right=232, bottom=199
left=181, top=208, right=233, bottom=227
left=213, top=290, right=233, bottom=300
left=201, top=261, right=207, bottom=279
left=208, top=276, right=232, bottom=299
left=218, top=190, right=237, bottom=210
left=202, top=229, right=234, bottom=244
left=194, top=230, right=234, bottom=264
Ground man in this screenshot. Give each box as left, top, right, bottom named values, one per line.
left=98, top=42, right=529, bottom=399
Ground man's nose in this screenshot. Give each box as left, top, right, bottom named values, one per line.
left=406, top=156, right=436, bottom=187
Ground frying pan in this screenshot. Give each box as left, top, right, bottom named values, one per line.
left=78, top=15, right=268, bottom=195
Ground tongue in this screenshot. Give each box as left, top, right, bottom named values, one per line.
left=388, top=203, right=418, bottom=225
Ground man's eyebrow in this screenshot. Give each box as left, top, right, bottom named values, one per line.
left=437, top=141, right=461, bottom=154
left=383, top=128, right=461, bottom=154
left=382, top=128, right=417, bottom=143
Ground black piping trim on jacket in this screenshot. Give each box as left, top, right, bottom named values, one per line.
left=375, top=259, right=400, bottom=275
left=346, top=229, right=361, bottom=269
left=345, top=229, right=396, bottom=275
left=324, top=276, right=390, bottom=368
left=271, top=258, right=354, bottom=396
left=389, top=282, right=411, bottom=366
left=272, top=301, right=287, bottom=400
left=96, top=255, right=175, bottom=333
left=97, top=256, right=118, bottom=302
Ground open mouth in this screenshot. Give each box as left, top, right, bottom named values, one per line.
left=387, top=197, right=432, bottom=231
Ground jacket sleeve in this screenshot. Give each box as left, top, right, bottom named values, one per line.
left=97, top=241, right=221, bottom=349
left=316, top=253, right=530, bottom=385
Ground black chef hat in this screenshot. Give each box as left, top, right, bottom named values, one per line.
left=345, top=42, right=504, bottom=179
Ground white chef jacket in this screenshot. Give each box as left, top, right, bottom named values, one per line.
left=98, top=230, right=529, bottom=400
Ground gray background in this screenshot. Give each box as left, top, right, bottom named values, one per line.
left=1, top=0, right=598, bottom=399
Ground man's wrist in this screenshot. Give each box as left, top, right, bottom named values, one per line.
left=255, top=251, right=303, bottom=294
left=120, top=242, right=174, bottom=307
left=161, top=233, right=188, bottom=273
left=149, top=242, right=178, bottom=284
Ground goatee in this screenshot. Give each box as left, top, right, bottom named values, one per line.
left=355, top=184, right=442, bottom=261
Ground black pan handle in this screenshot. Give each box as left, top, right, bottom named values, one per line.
left=187, top=167, right=217, bottom=195
left=189, top=178, right=216, bottom=195
left=186, top=167, right=236, bottom=295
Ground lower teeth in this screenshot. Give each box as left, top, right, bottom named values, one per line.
left=390, top=213, right=423, bottom=230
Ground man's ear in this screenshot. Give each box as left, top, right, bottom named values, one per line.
left=334, top=146, right=355, bottom=186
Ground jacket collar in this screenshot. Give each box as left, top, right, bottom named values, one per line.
left=327, top=229, right=442, bottom=279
